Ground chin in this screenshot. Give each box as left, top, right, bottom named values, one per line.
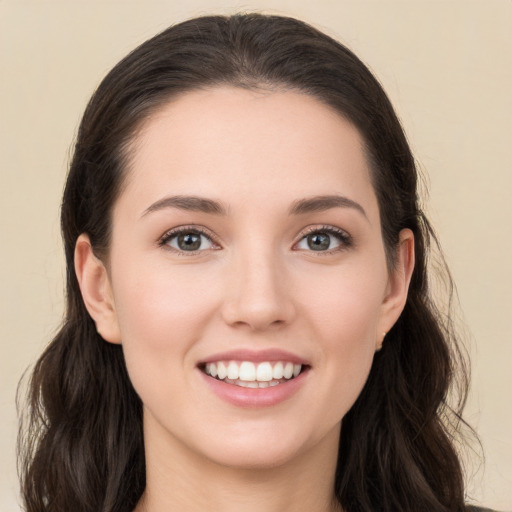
left=205, top=442, right=304, bottom=471
left=194, top=423, right=332, bottom=471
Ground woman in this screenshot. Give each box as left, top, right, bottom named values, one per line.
left=18, top=13, right=489, bottom=512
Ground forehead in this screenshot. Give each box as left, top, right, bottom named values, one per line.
left=119, top=86, right=378, bottom=220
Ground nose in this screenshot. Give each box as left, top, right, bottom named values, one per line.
left=221, top=247, right=296, bottom=332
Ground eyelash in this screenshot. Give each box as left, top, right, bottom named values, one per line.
left=297, top=225, right=353, bottom=254
left=158, top=224, right=353, bottom=255
left=158, top=226, right=220, bottom=255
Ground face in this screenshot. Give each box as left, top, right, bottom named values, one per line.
left=79, top=87, right=412, bottom=471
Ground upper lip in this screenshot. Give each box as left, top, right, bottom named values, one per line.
left=198, top=348, right=310, bottom=366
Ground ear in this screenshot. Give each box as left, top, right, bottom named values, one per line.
left=74, top=234, right=122, bottom=344
left=377, top=228, right=415, bottom=350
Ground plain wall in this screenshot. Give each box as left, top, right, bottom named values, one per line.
left=1, top=1, right=511, bottom=510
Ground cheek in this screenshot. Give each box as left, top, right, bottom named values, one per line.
left=300, top=261, right=386, bottom=345
left=110, top=261, right=220, bottom=375
left=110, top=262, right=225, bottom=430
left=298, top=263, right=385, bottom=412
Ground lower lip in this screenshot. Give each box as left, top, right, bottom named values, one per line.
left=199, top=369, right=309, bottom=408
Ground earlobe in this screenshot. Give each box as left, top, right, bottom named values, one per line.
left=377, top=229, right=415, bottom=349
left=74, top=234, right=122, bottom=344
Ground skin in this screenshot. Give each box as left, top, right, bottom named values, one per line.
left=75, top=87, right=414, bottom=512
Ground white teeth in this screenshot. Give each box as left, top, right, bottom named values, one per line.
left=239, top=361, right=256, bottom=381
left=206, top=362, right=218, bottom=378
left=227, top=361, right=239, bottom=380
left=217, top=361, right=227, bottom=380
left=272, top=362, right=284, bottom=379
left=237, top=380, right=279, bottom=388
left=203, top=360, right=304, bottom=385
left=256, top=362, right=273, bottom=381
left=283, top=362, right=294, bottom=379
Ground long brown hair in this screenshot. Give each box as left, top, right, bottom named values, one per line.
left=18, top=13, right=472, bottom=512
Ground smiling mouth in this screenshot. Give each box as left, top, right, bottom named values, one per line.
left=200, top=360, right=307, bottom=388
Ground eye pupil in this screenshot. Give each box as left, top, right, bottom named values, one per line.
left=307, top=233, right=330, bottom=251
left=178, top=233, right=201, bottom=251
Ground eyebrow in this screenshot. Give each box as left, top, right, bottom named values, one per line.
left=141, top=194, right=367, bottom=220
left=142, top=195, right=228, bottom=217
left=288, top=195, right=368, bottom=220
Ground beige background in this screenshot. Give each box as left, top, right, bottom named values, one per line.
left=1, top=1, right=511, bottom=510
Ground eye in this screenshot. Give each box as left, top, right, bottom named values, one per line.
left=160, top=227, right=218, bottom=253
left=295, top=226, right=352, bottom=253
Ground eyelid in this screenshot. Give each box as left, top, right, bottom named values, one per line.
left=293, top=224, right=353, bottom=253
left=158, top=225, right=221, bottom=253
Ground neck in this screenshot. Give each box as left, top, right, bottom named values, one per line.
left=135, top=414, right=343, bottom=512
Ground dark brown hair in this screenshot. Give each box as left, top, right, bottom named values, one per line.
left=18, top=13, right=472, bottom=512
